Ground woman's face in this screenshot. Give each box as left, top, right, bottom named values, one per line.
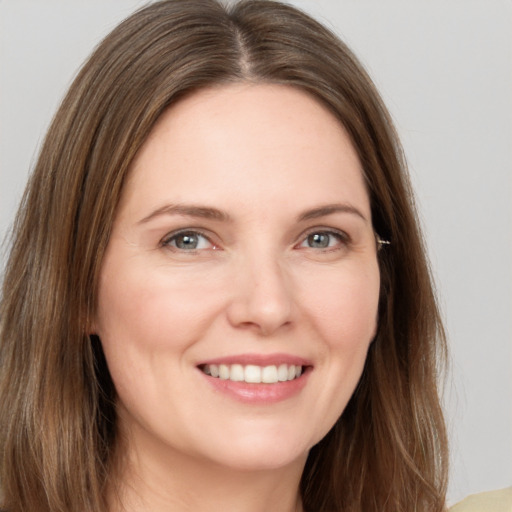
left=95, top=84, right=380, bottom=473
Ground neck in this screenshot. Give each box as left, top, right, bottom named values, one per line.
left=108, top=436, right=306, bottom=512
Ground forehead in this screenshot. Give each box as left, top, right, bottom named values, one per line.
left=121, top=83, right=369, bottom=220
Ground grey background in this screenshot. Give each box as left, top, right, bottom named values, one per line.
left=0, top=0, right=510, bottom=504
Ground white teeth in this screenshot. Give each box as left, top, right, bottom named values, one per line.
left=244, top=365, right=261, bottom=383
left=201, top=363, right=304, bottom=383
left=230, top=364, right=244, bottom=381
left=277, top=363, right=289, bottom=382
left=219, top=364, right=230, bottom=380
left=261, top=365, right=278, bottom=383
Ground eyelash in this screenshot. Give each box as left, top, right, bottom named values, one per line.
left=160, top=229, right=216, bottom=252
left=160, top=228, right=351, bottom=253
left=296, top=228, right=350, bottom=251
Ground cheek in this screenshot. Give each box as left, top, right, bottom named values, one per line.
left=291, top=262, right=380, bottom=446
left=93, top=261, right=224, bottom=427
left=301, top=262, right=380, bottom=348
left=95, top=259, right=223, bottom=351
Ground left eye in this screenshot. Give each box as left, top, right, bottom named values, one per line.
left=299, top=231, right=346, bottom=249
left=162, top=231, right=213, bottom=251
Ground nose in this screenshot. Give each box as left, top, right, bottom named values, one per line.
left=226, top=252, right=294, bottom=336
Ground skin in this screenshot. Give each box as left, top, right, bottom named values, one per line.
left=94, top=83, right=381, bottom=512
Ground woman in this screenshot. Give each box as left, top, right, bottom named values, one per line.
left=0, top=1, right=449, bottom=511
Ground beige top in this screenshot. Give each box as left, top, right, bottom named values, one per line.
left=450, top=488, right=512, bottom=512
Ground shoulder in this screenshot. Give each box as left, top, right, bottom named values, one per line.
left=450, top=488, right=512, bottom=512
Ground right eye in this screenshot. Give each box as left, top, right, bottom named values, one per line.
left=161, top=230, right=216, bottom=251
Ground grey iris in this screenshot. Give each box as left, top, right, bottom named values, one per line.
left=307, top=233, right=330, bottom=248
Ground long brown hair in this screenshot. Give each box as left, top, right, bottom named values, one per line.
left=0, top=1, right=448, bottom=511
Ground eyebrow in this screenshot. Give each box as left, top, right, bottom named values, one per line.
left=297, top=203, right=368, bottom=222
left=138, top=204, right=231, bottom=224
left=138, top=202, right=367, bottom=225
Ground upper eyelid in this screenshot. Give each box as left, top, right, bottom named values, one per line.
left=295, top=226, right=351, bottom=243
left=160, top=228, right=215, bottom=247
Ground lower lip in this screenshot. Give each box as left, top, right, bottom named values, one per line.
left=199, top=368, right=311, bottom=404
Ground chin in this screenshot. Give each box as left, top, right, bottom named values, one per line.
left=214, top=450, right=308, bottom=473
left=199, top=429, right=313, bottom=473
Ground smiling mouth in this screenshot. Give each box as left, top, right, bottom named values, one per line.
left=199, top=363, right=304, bottom=384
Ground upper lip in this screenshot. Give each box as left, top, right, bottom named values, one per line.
left=197, top=353, right=312, bottom=367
